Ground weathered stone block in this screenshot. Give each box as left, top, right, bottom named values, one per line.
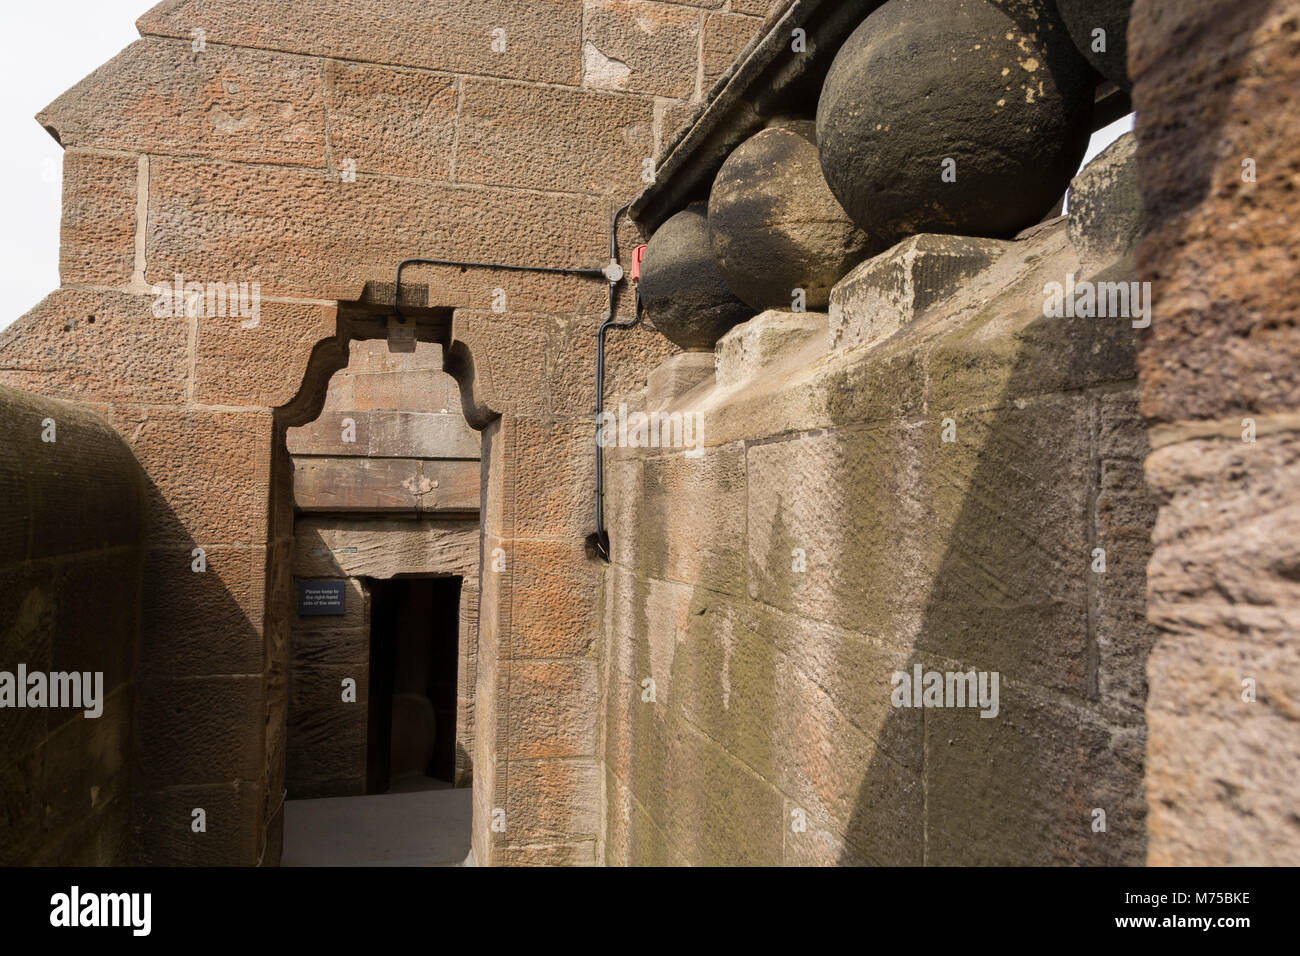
left=40, top=38, right=326, bottom=166
left=645, top=350, right=713, bottom=407
left=924, top=253, right=1140, bottom=414
left=449, top=312, right=548, bottom=422
left=137, top=0, right=585, bottom=85
left=324, top=60, right=458, bottom=181
left=368, top=412, right=482, bottom=460
left=702, top=11, right=762, bottom=89
left=136, top=676, right=266, bottom=785
left=0, top=291, right=187, bottom=405
left=111, top=406, right=273, bottom=546
left=196, top=302, right=337, bottom=407
left=456, top=79, right=654, bottom=196
left=1133, top=0, right=1300, bottom=422
left=504, top=418, right=594, bottom=538
left=582, top=0, right=700, bottom=97
left=506, top=539, right=601, bottom=658
left=715, top=309, right=826, bottom=388
left=924, top=676, right=1145, bottom=865
left=502, top=758, right=601, bottom=846
left=292, top=457, right=479, bottom=513
left=829, top=234, right=1011, bottom=351
left=292, top=517, right=479, bottom=579
left=132, top=782, right=263, bottom=866
left=49, top=552, right=140, bottom=690
left=40, top=688, right=130, bottom=845
left=643, top=442, right=746, bottom=596
left=657, top=715, right=784, bottom=866
left=146, top=158, right=607, bottom=301
left=60, top=152, right=137, bottom=286
left=139, top=546, right=263, bottom=681
left=505, top=659, right=598, bottom=759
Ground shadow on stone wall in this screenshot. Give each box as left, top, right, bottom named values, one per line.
left=839, top=298, right=1158, bottom=864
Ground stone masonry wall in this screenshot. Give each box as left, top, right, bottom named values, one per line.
left=0, top=386, right=146, bottom=864
left=0, top=0, right=768, bottom=865
left=602, top=137, right=1159, bottom=864
left=1131, top=0, right=1300, bottom=863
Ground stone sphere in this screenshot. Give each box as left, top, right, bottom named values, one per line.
left=708, top=121, right=881, bottom=312
left=1055, top=0, right=1132, bottom=90
left=640, top=203, right=753, bottom=351
left=816, top=0, right=1094, bottom=243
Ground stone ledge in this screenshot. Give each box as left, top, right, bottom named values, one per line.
left=715, top=309, right=827, bottom=388
left=829, top=234, right=1012, bottom=352
left=646, top=351, right=715, bottom=408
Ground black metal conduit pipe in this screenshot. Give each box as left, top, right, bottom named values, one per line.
left=390, top=200, right=638, bottom=563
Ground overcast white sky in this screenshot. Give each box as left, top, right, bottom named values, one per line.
left=0, top=1, right=1133, bottom=332
left=0, top=1, right=148, bottom=330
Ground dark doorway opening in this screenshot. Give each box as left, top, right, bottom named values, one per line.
left=365, top=576, right=462, bottom=794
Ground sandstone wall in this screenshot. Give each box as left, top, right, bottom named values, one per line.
left=1132, top=0, right=1300, bottom=864
left=0, top=386, right=146, bottom=864
left=602, top=139, right=1159, bottom=864
left=0, top=0, right=767, bottom=865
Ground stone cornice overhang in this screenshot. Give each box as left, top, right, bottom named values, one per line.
left=631, top=0, right=1133, bottom=233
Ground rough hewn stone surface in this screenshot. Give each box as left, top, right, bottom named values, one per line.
left=1130, top=0, right=1300, bottom=865
left=145, top=158, right=609, bottom=301
left=1143, top=432, right=1300, bottom=863
left=604, top=171, right=1154, bottom=865
left=456, top=79, right=654, bottom=195
left=701, top=11, right=764, bottom=90
left=583, top=0, right=702, bottom=97
left=59, top=152, right=137, bottom=286
left=709, top=122, right=876, bottom=312
left=40, top=38, right=326, bottom=166
left=323, top=61, right=458, bottom=181
left=829, top=234, right=1011, bottom=351
left=136, top=0, right=586, bottom=85
left=1132, top=0, right=1300, bottom=423
left=0, top=387, right=145, bottom=865
left=715, top=309, right=826, bottom=388
left=816, top=0, right=1094, bottom=242
left=292, top=457, right=480, bottom=513
left=640, top=203, right=754, bottom=349
left=0, top=291, right=187, bottom=406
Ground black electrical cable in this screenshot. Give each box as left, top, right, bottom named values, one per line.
left=391, top=257, right=608, bottom=319
left=593, top=202, right=638, bottom=561
left=391, top=200, right=638, bottom=563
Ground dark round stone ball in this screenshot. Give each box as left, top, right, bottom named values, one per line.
left=639, top=203, right=753, bottom=351
left=816, top=0, right=1095, bottom=243
left=1054, top=0, right=1133, bottom=90
left=708, top=121, right=881, bottom=312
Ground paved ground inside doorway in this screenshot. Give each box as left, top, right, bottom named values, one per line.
left=282, top=784, right=474, bottom=866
